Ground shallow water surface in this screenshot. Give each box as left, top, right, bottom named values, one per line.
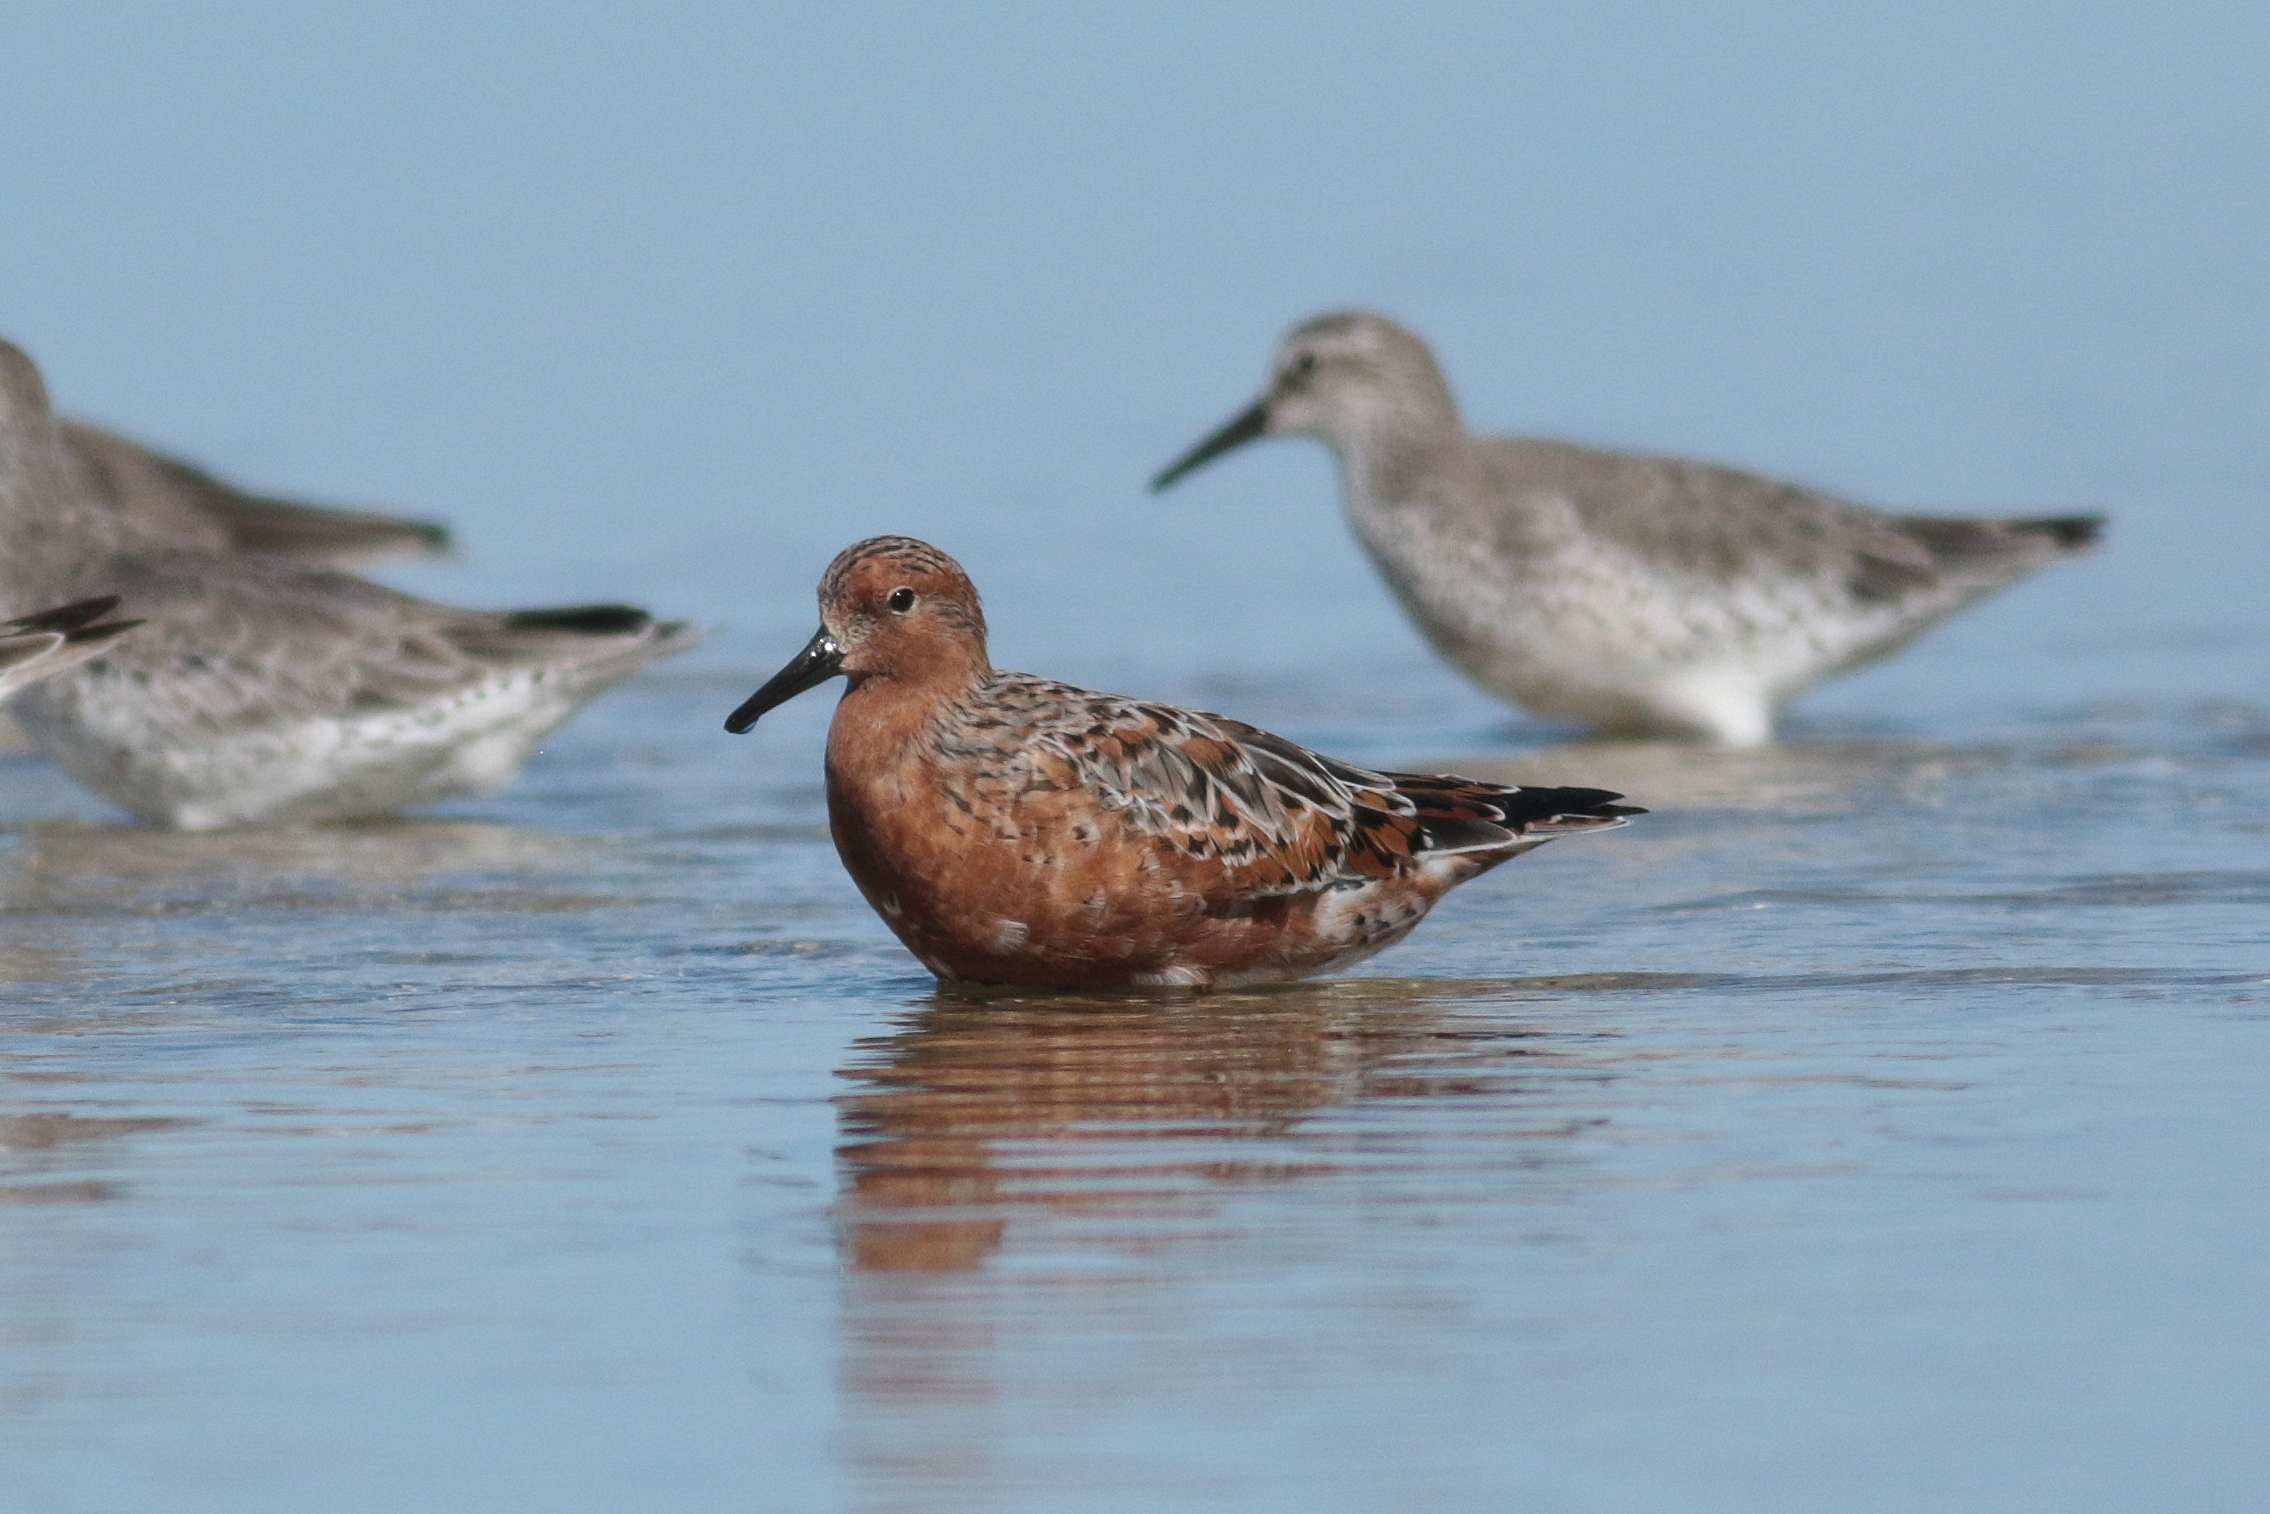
left=4, top=669, right=2268, bottom=1513
left=6, top=2, right=2270, bottom=1507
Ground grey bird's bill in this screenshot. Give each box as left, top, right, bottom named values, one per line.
left=1149, top=398, right=1269, bottom=492
left=725, top=627, right=846, bottom=733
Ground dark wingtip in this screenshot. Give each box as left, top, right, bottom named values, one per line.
left=1501, top=785, right=1647, bottom=828
left=502, top=603, right=654, bottom=635
left=2013, top=514, right=2106, bottom=551
left=1563, top=788, right=1648, bottom=818
left=5, top=595, right=125, bottom=635
left=1543, top=786, right=1642, bottom=815
left=1398, top=777, right=1644, bottom=853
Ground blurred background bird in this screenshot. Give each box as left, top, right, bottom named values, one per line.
left=0, top=337, right=699, bottom=829
left=1154, top=311, right=2102, bottom=746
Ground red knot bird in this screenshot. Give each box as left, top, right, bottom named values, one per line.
left=725, top=536, right=1641, bottom=990
left=0, top=597, right=140, bottom=698
left=1153, top=310, right=2103, bottom=747
left=0, top=337, right=699, bottom=830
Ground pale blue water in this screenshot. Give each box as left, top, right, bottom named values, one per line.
left=4, top=4, right=2270, bottom=1512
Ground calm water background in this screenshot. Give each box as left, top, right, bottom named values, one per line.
left=3, top=4, right=2268, bottom=1511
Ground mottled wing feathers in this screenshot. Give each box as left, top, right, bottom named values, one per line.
left=42, top=554, right=692, bottom=727
left=968, top=673, right=1637, bottom=893
left=1472, top=437, right=2101, bottom=609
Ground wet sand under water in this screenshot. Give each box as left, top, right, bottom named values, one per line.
left=3, top=673, right=2268, bottom=1513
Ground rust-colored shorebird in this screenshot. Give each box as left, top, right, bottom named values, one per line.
left=726, top=536, right=1641, bottom=990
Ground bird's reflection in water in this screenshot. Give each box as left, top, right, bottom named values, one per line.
left=832, top=975, right=1648, bottom=1498
left=837, top=978, right=1606, bottom=1276
left=2, top=817, right=598, bottom=898
left=836, top=976, right=1642, bottom=1278
left=0, top=818, right=611, bottom=989
left=0, top=817, right=612, bottom=912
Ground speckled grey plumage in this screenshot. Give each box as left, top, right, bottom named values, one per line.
left=0, top=338, right=699, bottom=829
left=1154, top=311, right=2103, bottom=745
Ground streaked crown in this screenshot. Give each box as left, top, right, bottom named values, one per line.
left=819, top=535, right=987, bottom=643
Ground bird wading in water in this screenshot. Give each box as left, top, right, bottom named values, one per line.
left=727, top=536, right=1641, bottom=990
left=1154, top=311, right=2103, bottom=746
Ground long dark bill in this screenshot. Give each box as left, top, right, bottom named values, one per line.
left=724, top=627, right=845, bottom=734
left=1148, top=398, right=1270, bottom=492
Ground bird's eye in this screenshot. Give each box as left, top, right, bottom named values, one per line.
left=1286, top=352, right=1319, bottom=383
left=887, top=588, right=917, bottom=613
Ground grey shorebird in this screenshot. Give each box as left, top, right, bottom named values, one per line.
left=1153, top=311, right=2103, bottom=746
left=0, top=338, right=699, bottom=829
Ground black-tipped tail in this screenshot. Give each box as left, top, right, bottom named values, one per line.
left=1490, top=785, right=1647, bottom=832
left=1390, top=775, right=1644, bottom=855
left=503, top=604, right=655, bottom=635
left=2010, top=515, right=2105, bottom=551
left=5, top=595, right=125, bottom=636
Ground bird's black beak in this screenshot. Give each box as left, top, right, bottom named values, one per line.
left=1149, top=397, right=1271, bottom=492
left=724, top=627, right=845, bottom=733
